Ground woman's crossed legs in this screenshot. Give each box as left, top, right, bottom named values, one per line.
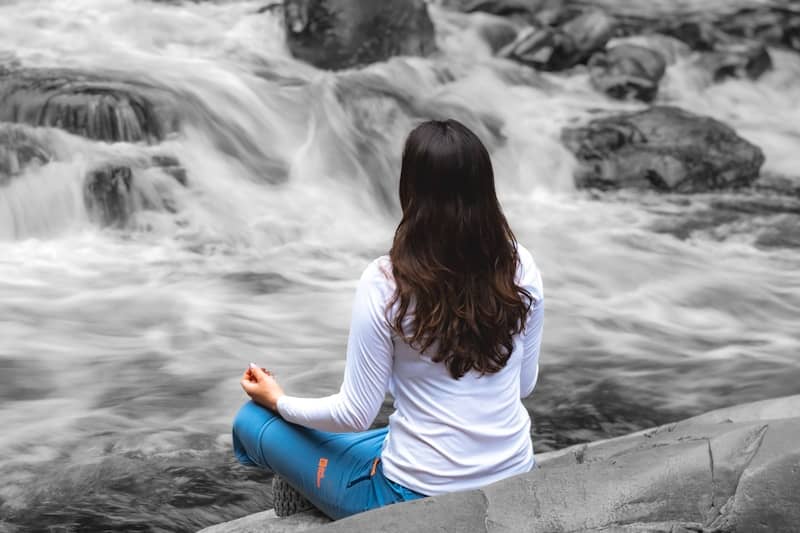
left=232, top=401, right=424, bottom=520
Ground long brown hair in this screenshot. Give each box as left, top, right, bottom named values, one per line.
left=388, top=119, right=532, bottom=379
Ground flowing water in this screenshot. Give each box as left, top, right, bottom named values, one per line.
left=0, top=0, right=799, bottom=531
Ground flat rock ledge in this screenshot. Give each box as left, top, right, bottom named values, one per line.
left=200, top=395, right=800, bottom=533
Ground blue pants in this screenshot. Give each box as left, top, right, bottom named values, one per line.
left=232, top=401, right=425, bottom=520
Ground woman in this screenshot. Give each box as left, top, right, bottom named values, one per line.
left=233, top=119, right=544, bottom=520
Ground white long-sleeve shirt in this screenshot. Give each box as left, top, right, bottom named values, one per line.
left=277, top=243, right=544, bottom=496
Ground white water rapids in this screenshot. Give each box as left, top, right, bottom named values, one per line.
left=0, top=0, right=799, bottom=530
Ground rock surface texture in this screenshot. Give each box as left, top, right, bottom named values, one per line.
left=282, top=0, right=437, bottom=70
left=588, top=43, right=667, bottom=102
left=198, top=395, right=800, bottom=533
left=0, top=69, right=178, bottom=144
left=561, top=106, right=765, bottom=192
left=83, top=155, right=187, bottom=227
left=501, top=9, right=615, bottom=71
left=0, top=123, right=51, bottom=184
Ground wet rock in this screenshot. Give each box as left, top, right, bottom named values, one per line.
left=198, top=510, right=329, bottom=533
left=473, top=14, right=519, bottom=54
left=0, top=69, right=178, bottom=144
left=436, top=0, right=574, bottom=26
left=561, top=106, right=765, bottom=192
left=437, top=0, right=537, bottom=18
left=719, top=6, right=800, bottom=53
left=200, top=396, right=800, bottom=533
left=657, top=19, right=719, bottom=51
left=282, top=0, right=436, bottom=70
left=588, top=43, right=666, bottom=102
left=699, top=38, right=773, bottom=82
left=646, top=19, right=774, bottom=82
left=84, top=165, right=135, bottom=228
left=501, top=9, right=615, bottom=71
left=83, top=155, right=187, bottom=227
left=0, top=123, right=51, bottom=184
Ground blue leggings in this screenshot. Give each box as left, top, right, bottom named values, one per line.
left=232, top=401, right=425, bottom=520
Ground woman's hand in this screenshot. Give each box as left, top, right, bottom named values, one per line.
left=241, top=364, right=285, bottom=411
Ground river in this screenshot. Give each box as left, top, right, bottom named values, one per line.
left=0, top=0, right=799, bottom=531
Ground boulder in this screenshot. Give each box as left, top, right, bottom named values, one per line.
left=199, top=395, right=800, bottom=533
left=435, top=0, right=573, bottom=26
left=719, top=6, right=800, bottom=53
left=282, top=0, right=436, bottom=70
left=436, top=0, right=538, bottom=19
left=651, top=21, right=774, bottom=81
left=501, top=9, right=615, bottom=71
left=0, top=69, right=178, bottom=144
left=588, top=43, right=667, bottom=102
left=84, top=165, right=135, bottom=228
left=83, top=155, right=187, bottom=227
left=699, top=38, right=773, bottom=82
left=473, top=14, right=519, bottom=54
left=589, top=6, right=783, bottom=82
left=0, top=123, right=51, bottom=185
left=198, top=510, right=329, bottom=533
left=561, top=106, right=765, bottom=192
left=657, top=19, right=720, bottom=51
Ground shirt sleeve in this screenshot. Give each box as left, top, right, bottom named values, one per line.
left=517, top=244, right=544, bottom=398
left=277, top=260, right=394, bottom=432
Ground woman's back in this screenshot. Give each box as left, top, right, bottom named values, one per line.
left=369, top=244, right=544, bottom=495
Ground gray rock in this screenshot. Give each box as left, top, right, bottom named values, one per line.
left=0, top=69, right=178, bottom=144
left=718, top=6, right=800, bottom=54
left=502, top=9, right=615, bottom=71
left=437, top=0, right=539, bottom=19
left=437, top=0, right=572, bottom=25
left=198, top=510, right=329, bottom=533
left=84, top=165, right=135, bottom=228
left=83, top=155, right=187, bottom=227
left=282, top=0, right=436, bottom=70
left=201, top=396, right=800, bottom=533
left=0, top=123, right=51, bottom=185
left=561, top=106, right=765, bottom=192
left=588, top=44, right=667, bottom=102
left=585, top=5, right=785, bottom=82
left=473, top=14, right=520, bottom=54
left=699, top=38, right=772, bottom=82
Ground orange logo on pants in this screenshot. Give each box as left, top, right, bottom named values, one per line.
left=316, top=457, right=328, bottom=488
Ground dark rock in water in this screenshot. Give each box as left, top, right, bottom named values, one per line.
left=646, top=18, right=774, bottom=82
left=473, top=14, right=519, bottom=54
left=83, top=155, right=188, bottom=227
left=282, top=0, right=436, bottom=70
left=438, top=0, right=538, bottom=18
left=596, top=5, right=787, bottom=82
left=0, top=70, right=178, bottom=144
left=501, top=9, right=615, bottom=71
left=719, top=6, right=800, bottom=54
left=755, top=174, right=800, bottom=198
left=699, top=38, right=773, bottom=82
left=0, top=123, right=51, bottom=184
left=561, top=106, right=765, bottom=192
left=84, top=166, right=135, bottom=228
left=437, top=0, right=575, bottom=26
left=657, top=19, right=719, bottom=51
left=588, top=43, right=666, bottom=102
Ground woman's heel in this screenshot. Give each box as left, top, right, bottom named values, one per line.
left=272, top=475, right=313, bottom=517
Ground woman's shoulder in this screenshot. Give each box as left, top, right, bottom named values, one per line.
left=515, top=242, right=544, bottom=300
left=357, top=255, right=396, bottom=297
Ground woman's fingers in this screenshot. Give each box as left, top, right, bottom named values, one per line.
left=249, top=364, right=274, bottom=383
